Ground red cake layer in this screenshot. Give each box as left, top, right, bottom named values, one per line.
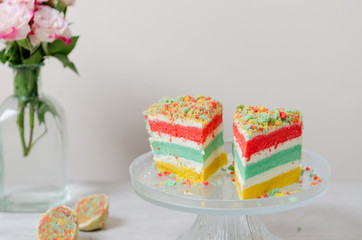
left=233, top=122, right=303, bottom=159
left=148, top=114, right=222, bottom=144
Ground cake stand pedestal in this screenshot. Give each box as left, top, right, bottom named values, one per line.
left=129, top=143, right=330, bottom=240
left=177, top=215, right=278, bottom=240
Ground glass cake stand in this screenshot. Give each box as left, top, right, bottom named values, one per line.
left=129, top=142, right=331, bottom=240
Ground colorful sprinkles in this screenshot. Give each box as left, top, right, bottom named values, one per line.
left=234, top=105, right=302, bottom=140
left=259, top=165, right=323, bottom=198
left=75, top=194, right=109, bottom=231
left=37, top=205, right=78, bottom=240
left=144, top=95, right=223, bottom=125
left=227, top=164, right=234, bottom=171
left=268, top=188, right=280, bottom=197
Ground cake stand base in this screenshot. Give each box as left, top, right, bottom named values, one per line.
left=177, top=215, right=279, bottom=240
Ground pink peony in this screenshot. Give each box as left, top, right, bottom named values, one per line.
left=30, top=5, right=72, bottom=46
left=0, top=2, right=32, bottom=41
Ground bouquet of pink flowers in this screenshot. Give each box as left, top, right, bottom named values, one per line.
left=0, top=0, right=78, bottom=70
left=0, top=0, right=78, bottom=156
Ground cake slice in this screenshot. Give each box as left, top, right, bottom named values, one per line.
left=75, top=194, right=109, bottom=231
left=144, top=95, right=228, bottom=183
left=233, top=105, right=303, bottom=199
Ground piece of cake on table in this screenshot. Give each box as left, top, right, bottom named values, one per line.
left=37, top=206, right=79, bottom=240
left=144, top=95, right=228, bottom=183
left=232, top=105, right=303, bottom=199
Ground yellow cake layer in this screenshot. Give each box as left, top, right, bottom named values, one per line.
left=235, top=167, right=301, bottom=199
left=155, top=153, right=228, bottom=183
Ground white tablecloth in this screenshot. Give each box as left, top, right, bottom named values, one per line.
left=0, top=182, right=361, bottom=240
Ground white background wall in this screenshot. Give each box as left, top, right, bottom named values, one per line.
left=0, top=0, right=361, bottom=183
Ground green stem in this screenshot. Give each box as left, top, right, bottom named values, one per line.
left=16, top=103, right=28, bottom=156
left=26, top=103, right=35, bottom=155
left=13, top=65, right=41, bottom=157
left=30, top=127, right=48, bottom=149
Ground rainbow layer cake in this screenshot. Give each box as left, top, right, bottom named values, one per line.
left=144, top=95, right=228, bottom=183
left=232, top=105, right=303, bottom=199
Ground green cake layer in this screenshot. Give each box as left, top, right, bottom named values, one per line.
left=151, top=132, right=224, bottom=163
left=232, top=142, right=302, bottom=180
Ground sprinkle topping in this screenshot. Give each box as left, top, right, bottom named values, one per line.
left=234, top=105, right=302, bottom=139
left=37, top=206, right=78, bottom=240
left=144, top=95, right=223, bottom=125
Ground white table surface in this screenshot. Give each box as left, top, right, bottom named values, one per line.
left=0, top=182, right=361, bottom=240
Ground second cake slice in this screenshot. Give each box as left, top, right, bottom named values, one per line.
left=144, top=95, right=228, bottom=183
left=233, top=105, right=303, bottom=199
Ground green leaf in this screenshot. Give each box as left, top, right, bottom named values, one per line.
left=54, top=1, right=67, bottom=14
left=23, top=48, right=43, bottom=64
left=7, top=42, right=22, bottom=65
left=17, top=39, right=31, bottom=51
left=0, top=49, right=8, bottom=64
left=36, top=100, right=57, bottom=124
left=48, top=36, right=79, bottom=56
left=29, top=45, right=41, bottom=55
left=53, top=53, right=78, bottom=74
left=41, top=42, right=49, bottom=56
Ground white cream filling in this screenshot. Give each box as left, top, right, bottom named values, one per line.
left=235, top=160, right=301, bottom=189
left=150, top=124, right=223, bottom=149
left=234, top=136, right=302, bottom=167
left=153, top=146, right=224, bottom=173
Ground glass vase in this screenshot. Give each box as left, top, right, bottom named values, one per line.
left=0, top=64, right=69, bottom=212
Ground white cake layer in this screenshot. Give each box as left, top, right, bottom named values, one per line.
left=150, top=124, right=223, bottom=150
left=147, top=115, right=205, bottom=128
left=153, top=146, right=224, bottom=173
left=234, top=136, right=302, bottom=167
left=235, top=160, right=301, bottom=189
